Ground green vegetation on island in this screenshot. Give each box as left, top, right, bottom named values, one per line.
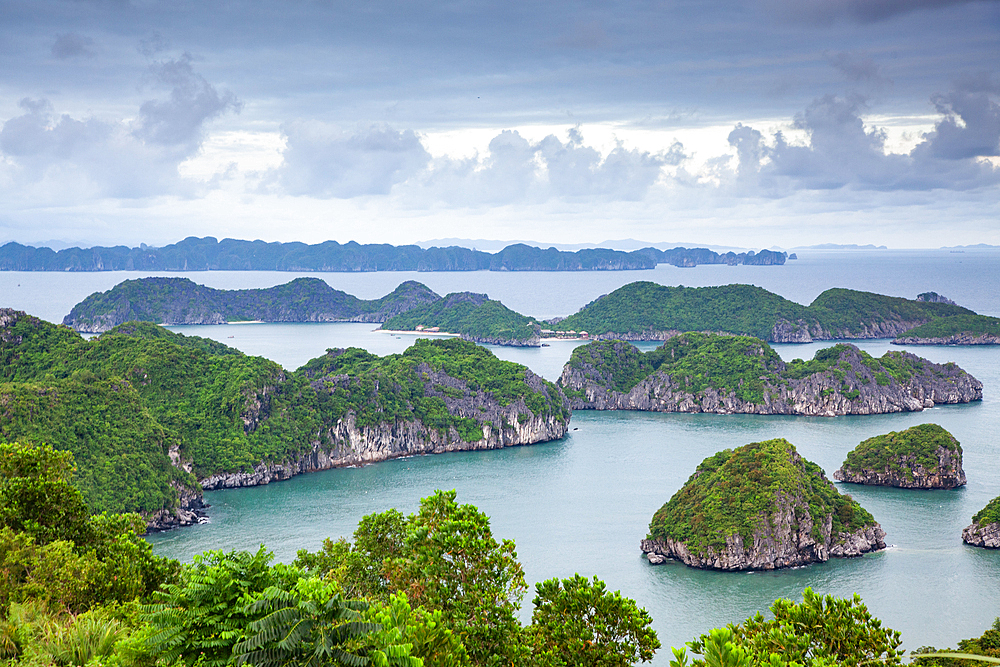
left=63, top=277, right=440, bottom=332
left=1, top=309, right=569, bottom=522
left=380, top=293, right=540, bottom=345
left=835, top=424, right=965, bottom=488
left=973, top=497, right=1000, bottom=527
left=555, top=283, right=811, bottom=341
left=550, top=282, right=977, bottom=343
left=648, top=439, right=878, bottom=558
left=0, top=236, right=792, bottom=272
left=558, top=333, right=981, bottom=415
left=893, top=313, right=1000, bottom=343
left=562, top=333, right=783, bottom=403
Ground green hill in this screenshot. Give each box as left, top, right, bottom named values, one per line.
left=552, top=282, right=975, bottom=343
left=380, top=292, right=540, bottom=345
left=0, top=309, right=569, bottom=521
left=644, top=438, right=882, bottom=570
left=63, top=277, right=441, bottom=332
left=834, top=423, right=965, bottom=488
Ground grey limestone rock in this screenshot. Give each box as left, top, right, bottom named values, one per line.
left=963, top=521, right=1000, bottom=549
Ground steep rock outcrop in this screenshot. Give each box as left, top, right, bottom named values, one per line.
left=963, top=497, right=1000, bottom=549
left=202, top=346, right=570, bottom=490
left=894, top=333, right=1000, bottom=345
left=834, top=424, right=966, bottom=489
left=642, top=439, right=885, bottom=571
left=560, top=337, right=981, bottom=416
left=963, top=522, right=1000, bottom=549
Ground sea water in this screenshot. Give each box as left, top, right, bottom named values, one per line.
left=3, top=248, right=999, bottom=657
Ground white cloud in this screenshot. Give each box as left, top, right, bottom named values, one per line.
left=0, top=54, right=241, bottom=201
left=273, top=122, right=431, bottom=198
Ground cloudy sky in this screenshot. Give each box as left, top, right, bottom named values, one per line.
left=1, top=0, right=998, bottom=249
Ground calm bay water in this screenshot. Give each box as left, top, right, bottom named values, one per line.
left=3, top=249, right=999, bottom=657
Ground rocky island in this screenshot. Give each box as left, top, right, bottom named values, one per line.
left=833, top=423, right=966, bottom=489
left=891, top=313, right=1000, bottom=345
left=63, top=276, right=440, bottom=332
left=0, top=236, right=791, bottom=272
left=549, top=282, right=998, bottom=344
left=1, top=309, right=570, bottom=530
left=963, top=497, right=1000, bottom=548
left=641, top=438, right=885, bottom=570
left=559, top=333, right=982, bottom=416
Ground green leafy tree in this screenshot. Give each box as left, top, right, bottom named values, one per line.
left=295, top=510, right=407, bottom=602
left=363, top=593, right=470, bottom=667
left=0, top=442, right=93, bottom=546
left=525, top=574, right=660, bottom=666
left=234, top=577, right=398, bottom=667
left=671, top=589, right=901, bottom=667
left=88, top=512, right=181, bottom=604
left=0, top=528, right=97, bottom=613
left=143, top=546, right=290, bottom=667
left=386, top=490, right=527, bottom=667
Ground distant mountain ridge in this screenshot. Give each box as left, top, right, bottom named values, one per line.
left=0, top=236, right=787, bottom=272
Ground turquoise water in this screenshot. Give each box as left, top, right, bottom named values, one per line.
left=3, top=250, right=1000, bottom=657
left=146, top=340, right=1000, bottom=655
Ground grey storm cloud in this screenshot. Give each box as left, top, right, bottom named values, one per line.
left=764, top=0, right=998, bottom=24
left=826, top=52, right=888, bottom=85
left=0, top=54, right=240, bottom=199
left=51, top=32, right=96, bottom=59
left=725, top=87, right=999, bottom=193
left=134, top=54, right=241, bottom=150
left=276, top=122, right=432, bottom=198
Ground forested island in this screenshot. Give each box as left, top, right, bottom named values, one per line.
left=550, top=281, right=1000, bottom=344
left=641, top=438, right=885, bottom=570
left=64, top=276, right=1000, bottom=348
left=1, top=309, right=569, bottom=529
left=63, top=277, right=440, bottom=332
left=833, top=424, right=966, bottom=489
left=558, top=333, right=982, bottom=416
left=0, top=236, right=787, bottom=272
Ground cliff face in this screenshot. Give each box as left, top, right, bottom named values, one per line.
left=768, top=318, right=932, bottom=343
left=963, top=522, right=1000, bottom=549
left=834, top=444, right=966, bottom=489
left=643, top=440, right=885, bottom=571
left=202, top=359, right=569, bottom=490
left=640, top=496, right=886, bottom=571
left=894, top=333, right=1000, bottom=345
left=560, top=340, right=981, bottom=416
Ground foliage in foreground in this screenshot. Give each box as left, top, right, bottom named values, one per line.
left=670, top=588, right=903, bottom=667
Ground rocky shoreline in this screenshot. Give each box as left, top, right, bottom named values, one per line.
left=834, top=444, right=966, bottom=489
left=642, top=440, right=887, bottom=571
left=963, top=521, right=1000, bottom=548
left=640, top=522, right=886, bottom=571
left=560, top=341, right=982, bottom=416
left=199, top=409, right=566, bottom=491
left=893, top=333, right=1000, bottom=345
